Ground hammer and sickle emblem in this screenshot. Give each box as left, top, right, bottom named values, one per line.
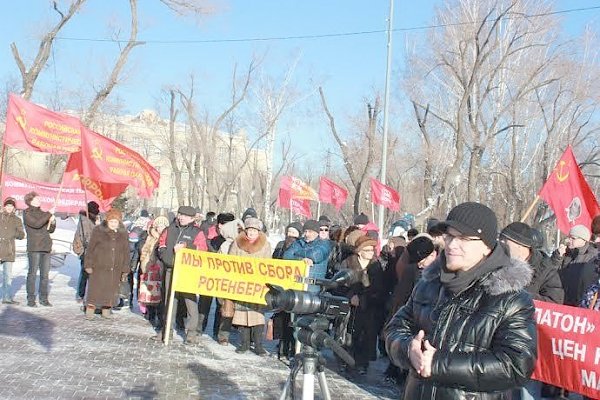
left=556, top=160, right=569, bottom=182
left=15, top=108, right=26, bottom=130
left=91, top=146, right=103, bottom=160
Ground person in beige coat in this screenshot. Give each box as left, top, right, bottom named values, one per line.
left=229, top=217, right=271, bottom=355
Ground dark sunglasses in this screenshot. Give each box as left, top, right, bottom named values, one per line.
left=319, top=227, right=329, bottom=232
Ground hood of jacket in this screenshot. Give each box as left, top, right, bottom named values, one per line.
left=220, top=219, right=244, bottom=241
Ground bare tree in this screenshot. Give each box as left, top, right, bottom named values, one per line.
left=11, top=0, right=87, bottom=100
left=319, top=86, right=379, bottom=216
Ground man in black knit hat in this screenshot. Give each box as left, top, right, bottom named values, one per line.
left=386, top=202, right=537, bottom=400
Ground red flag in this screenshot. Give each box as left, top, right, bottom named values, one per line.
left=538, top=146, right=600, bottom=234
left=370, top=178, right=400, bottom=211
left=4, top=93, right=81, bottom=153
left=68, top=126, right=160, bottom=198
left=280, top=176, right=318, bottom=201
left=62, top=153, right=127, bottom=211
left=318, top=177, right=348, bottom=210
left=1, top=173, right=111, bottom=214
left=278, top=188, right=312, bottom=218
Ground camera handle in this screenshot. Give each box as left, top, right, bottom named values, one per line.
left=279, top=345, right=331, bottom=400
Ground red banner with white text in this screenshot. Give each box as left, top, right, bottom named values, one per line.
left=532, top=300, right=600, bottom=399
left=4, top=93, right=81, bottom=153
left=319, top=177, right=348, bottom=210
left=1, top=174, right=111, bottom=214
left=280, top=176, right=318, bottom=201
left=277, top=188, right=312, bottom=218
left=370, top=178, right=400, bottom=211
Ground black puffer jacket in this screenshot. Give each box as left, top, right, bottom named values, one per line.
left=385, top=246, right=536, bottom=400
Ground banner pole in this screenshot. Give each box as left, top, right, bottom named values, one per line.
left=371, top=201, right=376, bottom=224
left=520, top=195, right=540, bottom=223
left=317, top=201, right=321, bottom=219
left=0, top=141, right=8, bottom=199
left=163, top=257, right=179, bottom=346
left=289, top=198, right=292, bottom=223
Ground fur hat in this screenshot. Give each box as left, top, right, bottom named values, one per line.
left=591, top=215, right=600, bottom=236
left=177, top=205, right=196, bottom=217
left=152, top=216, right=170, bottom=232
left=569, top=224, right=591, bottom=242
left=244, top=217, right=263, bottom=231
left=500, top=222, right=533, bottom=248
left=3, top=197, right=16, bottom=207
left=105, top=208, right=123, bottom=222
left=345, top=229, right=366, bottom=247
left=217, top=213, right=235, bottom=225
left=439, top=202, right=498, bottom=249
left=242, top=207, right=258, bottom=221
left=355, top=235, right=377, bottom=253
left=407, top=236, right=435, bottom=264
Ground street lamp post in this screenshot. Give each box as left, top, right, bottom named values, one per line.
left=378, top=0, right=394, bottom=238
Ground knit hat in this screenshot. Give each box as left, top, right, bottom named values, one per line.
left=140, top=209, right=149, bottom=218
left=353, top=213, right=369, bottom=225
left=244, top=217, right=263, bottom=231
left=439, top=202, right=498, bottom=249
left=500, top=222, right=533, bottom=248
left=242, top=207, right=258, bottom=221
left=287, top=222, right=303, bottom=236
left=105, top=208, right=123, bottom=222
left=318, top=215, right=331, bottom=227
left=569, top=224, right=591, bottom=241
left=355, top=235, right=377, bottom=253
left=217, top=213, right=235, bottom=225
left=303, top=219, right=320, bottom=233
left=177, top=205, right=196, bottom=217
left=3, top=197, right=16, bottom=207
left=345, top=229, right=366, bottom=247
left=407, top=236, right=435, bottom=264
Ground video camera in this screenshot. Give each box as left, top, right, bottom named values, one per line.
left=265, top=269, right=361, bottom=367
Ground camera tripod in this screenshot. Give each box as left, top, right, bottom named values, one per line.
left=280, top=344, right=331, bottom=400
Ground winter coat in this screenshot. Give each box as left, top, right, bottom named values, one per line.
left=72, top=213, right=96, bottom=257
left=0, top=211, right=25, bottom=262
left=85, top=223, right=130, bottom=307
left=343, top=255, right=387, bottom=367
left=157, top=221, right=207, bottom=268
left=527, top=249, right=564, bottom=304
left=558, top=244, right=600, bottom=306
left=229, top=231, right=271, bottom=327
left=272, top=237, right=298, bottom=259
left=283, top=237, right=332, bottom=281
left=23, top=206, right=56, bottom=252
left=385, top=245, right=537, bottom=400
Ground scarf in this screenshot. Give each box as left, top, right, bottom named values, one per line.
left=440, top=245, right=507, bottom=295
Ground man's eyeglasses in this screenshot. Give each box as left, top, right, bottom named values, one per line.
left=443, top=232, right=482, bottom=244
left=320, top=228, right=329, bottom=232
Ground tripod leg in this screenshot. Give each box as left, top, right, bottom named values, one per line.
left=316, top=371, right=332, bottom=400
left=301, top=373, right=315, bottom=400
left=280, top=359, right=302, bottom=400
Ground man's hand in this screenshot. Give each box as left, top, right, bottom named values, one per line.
left=302, top=258, right=314, bottom=267
left=121, top=273, right=128, bottom=282
left=174, top=242, right=186, bottom=252
left=419, top=339, right=437, bottom=378
left=558, top=243, right=567, bottom=257
left=350, top=295, right=360, bottom=307
left=85, top=268, right=93, bottom=274
left=49, top=207, right=56, bottom=215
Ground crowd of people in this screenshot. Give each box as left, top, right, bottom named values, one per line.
left=1, top=192, right=600, bottom=400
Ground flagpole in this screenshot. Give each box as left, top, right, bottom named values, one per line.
left=371, top=201, right=376, bottom=223
left=289, top=198, right=293, bottom=223
left=317, top=201, right=321, bottom=219
left=520, top=195, right=540, bottom=223
left=0, top=141, right=7, bottom=199
left=378, top=0, right=394, bottom=239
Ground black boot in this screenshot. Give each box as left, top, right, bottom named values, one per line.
left=251, top=325, right=267, bottom=356
left=236, top=327, right=250, bottom=353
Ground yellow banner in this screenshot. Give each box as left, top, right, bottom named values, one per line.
left=172, top=248, right=309, bottom=305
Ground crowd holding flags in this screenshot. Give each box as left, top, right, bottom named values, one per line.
left=1, top=94, right=160, bottom=210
